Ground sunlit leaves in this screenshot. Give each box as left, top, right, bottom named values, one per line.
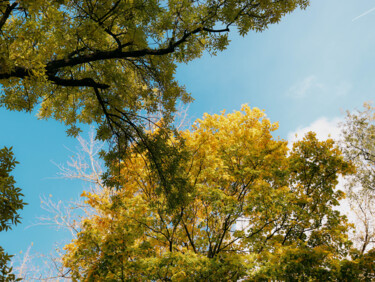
left=62, top=105, right=353, bottom=280
left=0, top=0, right=308, bottom=141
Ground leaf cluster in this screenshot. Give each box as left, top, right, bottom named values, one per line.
left=0, top=246, right=21, bottom=282
left=0, top=147, right=25, bottom=281
left=0, top=147, right=25, bottom=232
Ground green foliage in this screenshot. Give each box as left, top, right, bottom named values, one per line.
left=0, top=0, right=308, bottom=142
left=0, top=147, right=25, bottom=281
left=0, top=246, right=21, bottom=282
left=0, top=147, right=24, bottom=232
left=338, top=249, right=375, bottom=281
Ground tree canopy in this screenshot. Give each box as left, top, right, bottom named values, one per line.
left=62, top=105, right=356, bottom=281
left=0, top=0, right=308, bottom=142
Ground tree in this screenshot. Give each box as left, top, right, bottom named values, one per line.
left=62, top=105, right=354, bottom=281
left=0, top=146, right=25, bottom=281
left=0, top=0, right=309, bottom=169
left=341, top=102, right=375, bottom=254
left=331, top=102, right=375, bottom=280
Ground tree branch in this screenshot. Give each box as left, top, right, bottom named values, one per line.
left=48, top=75, right=110, bottom=89
left=0, top=66, right=28, bottom=80
left=0, top=1, right=18, bottom=31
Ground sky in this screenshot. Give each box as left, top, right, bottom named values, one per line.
left=1, top=0, right=375, bottom=274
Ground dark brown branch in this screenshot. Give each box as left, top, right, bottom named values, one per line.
left=0, top=66, right=110, bottom=89
left=44, top=23, right=228, bottom=72
left=48, top=75, right=110, bottom=89
left=0, top=66, right=28, bottom=79
left=182, top=215, right=197, bottom=254
left=202, top=27, right=229, bottom=33
left=0, top=1, right=18, bottom=31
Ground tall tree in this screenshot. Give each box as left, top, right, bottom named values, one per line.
left=62, top=106, right=353, bottom=281
left=0, top=147, right=25, bottom=281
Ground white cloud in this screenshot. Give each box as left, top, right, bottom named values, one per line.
left=287, top=75, right=323, bottom=98
left=287, top=116, right=342, bottom=144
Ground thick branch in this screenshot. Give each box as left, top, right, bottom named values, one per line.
left=0, top=1, right=18, bottom=31
left=0, top=66, right=28, bottom=79
left=0, top=67, right=109, bottom=88
left=48, top=75, right=109, bottom=89
left=45, top=24, right=229, bottom=71
left=202, top=27, right=229, bottom=33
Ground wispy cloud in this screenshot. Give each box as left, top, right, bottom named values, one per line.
left=352, top=6, right=375, bottom=22
left=286, top=75, right=324, bottom=98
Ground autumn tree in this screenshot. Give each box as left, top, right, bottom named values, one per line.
left=62, top=106, right=354, bottom=281
left=0, top=147, right=25, bottom=281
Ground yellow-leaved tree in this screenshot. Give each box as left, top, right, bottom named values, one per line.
left=62, top=105, right=355, bottom=281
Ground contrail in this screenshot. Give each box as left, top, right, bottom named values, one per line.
left=352, top=6, right=375, bottom=22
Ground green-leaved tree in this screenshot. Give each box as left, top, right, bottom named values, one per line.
left=0, top=147, right=25, bottom=281
left=0, top=0, right=309, bottom=169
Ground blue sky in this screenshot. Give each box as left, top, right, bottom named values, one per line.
left=178, top=0, right=375, bottom=136
left=1, top=0, right=375, bottom=272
